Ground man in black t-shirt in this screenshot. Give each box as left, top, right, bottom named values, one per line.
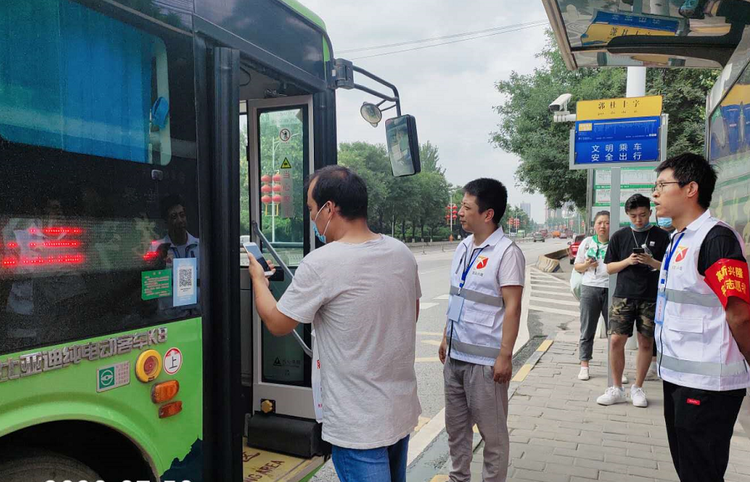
left=597, top=194, right=670, bottom=408
left=652, top=153, right=750, bottom=482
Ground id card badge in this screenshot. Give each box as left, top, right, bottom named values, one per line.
left=447, top=294, right=465, bottom=322
left=655, top=282, right=666, bottom=325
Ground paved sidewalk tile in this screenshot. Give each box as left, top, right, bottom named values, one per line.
left=459, top=322, right=750, bottom=481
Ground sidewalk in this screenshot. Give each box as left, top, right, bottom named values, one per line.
left=431, top=321, right=750, bottom=482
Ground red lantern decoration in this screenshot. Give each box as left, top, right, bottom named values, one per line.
left=261, top=174, right=272, bottom=183
left=261, top=185, right=272, bottom=194
left=272, top=173, right=282, bottom=182
left=261, top=195, right=272, bottom=215
left=272, top=194, right=282, bottom=203
left=272, top=184, right=282, bottom=192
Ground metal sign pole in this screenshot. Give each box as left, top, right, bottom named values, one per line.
left=607, top=167, right=621, bottom=389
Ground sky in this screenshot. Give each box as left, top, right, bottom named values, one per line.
left=300, top=0, right=551, bottom=222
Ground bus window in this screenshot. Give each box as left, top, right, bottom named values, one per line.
left=710, top=47, right=750, bottom=254
left=0, top=0, right=172, bottom=165
left=258, top=108, right=307, bottom=267
left=0, top=0, right=198, bottom=355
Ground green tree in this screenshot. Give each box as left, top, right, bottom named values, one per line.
left=492, top=30, right=716, bottom=210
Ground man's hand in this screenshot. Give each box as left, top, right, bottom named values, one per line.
left=493, top=353, right=512, bottom=384
left=438, top=337, right=447, bottom=364
left=636, top=253, right=660, bottom=270
left=586, top=258, right=599, bottom=269
left=626, top=253, right=641, bottom=266
left=247, top=254, right=274, bottom=287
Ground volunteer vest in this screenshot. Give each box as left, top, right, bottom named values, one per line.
left=446, top=230, right=513, bottom=366
left=656, top=212, right=750, bottom=391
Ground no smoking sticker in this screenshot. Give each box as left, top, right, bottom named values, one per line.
left=279, top=128, right=291, bottom=142
left=164, top=347, right=183, bottom=375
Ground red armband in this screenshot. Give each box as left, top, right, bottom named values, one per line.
left=704, top=258, right=750, bottom=308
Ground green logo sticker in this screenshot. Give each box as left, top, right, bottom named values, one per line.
left=98, top=367, right=115, bottom=390
left=142, top=269, right=173, bottom=300
left=97, top=362, right=130, bottom=393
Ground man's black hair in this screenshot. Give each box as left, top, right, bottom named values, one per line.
left=594, top=210, right=610, bottom=222
left=161, top=193, right=185, bottom=220
left=305, top=166, right=368, bottom=220
left=463, top=178, right=508, bottom=225
left=624, top=193, right=651, bottom=213
left=655, top=153, right=717, bottom=209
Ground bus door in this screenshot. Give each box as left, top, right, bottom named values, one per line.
left=240, top=96, right=326, bottom=462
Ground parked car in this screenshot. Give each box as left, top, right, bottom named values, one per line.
left=560, top=232, right=567, bottom=239
left=533, top=232, right=544, bottom=243
left=568, top=234, right=586, bottom=264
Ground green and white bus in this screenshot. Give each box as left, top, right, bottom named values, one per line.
left=0, top=1, right=419, bottom=481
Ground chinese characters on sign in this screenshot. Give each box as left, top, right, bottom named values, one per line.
left=0, top=327, right=168, bottom=382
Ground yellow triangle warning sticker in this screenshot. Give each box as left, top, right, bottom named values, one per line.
left=280, top=158, right=292, bottom=169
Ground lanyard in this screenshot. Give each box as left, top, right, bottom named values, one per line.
left=663, top=232, right=685, bottom=275
left=459, top=246, right=486, bottom=292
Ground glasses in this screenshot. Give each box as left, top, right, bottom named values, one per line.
left=653, top=181, right=682, bottom=193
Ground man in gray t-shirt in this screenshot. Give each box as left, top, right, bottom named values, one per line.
left=248, top=166, right=421, bottom=482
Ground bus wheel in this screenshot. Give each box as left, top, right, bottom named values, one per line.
left=0, top=449, right=100, bottom=482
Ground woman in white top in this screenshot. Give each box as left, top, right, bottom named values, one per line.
left=574, top=211, right=610, bottom=381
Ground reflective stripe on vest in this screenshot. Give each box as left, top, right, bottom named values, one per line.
left=450, top=339, right=501, bottom=359
left=665, top=288, right=722, bottom=308
left=658, top=352, right=748, bottom=377
left=449, top=285, right=503, bottom=307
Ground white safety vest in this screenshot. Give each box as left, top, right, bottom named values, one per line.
left=656, top=210, right=750, bottom=391
left=445, top=228, right=513, bottom=366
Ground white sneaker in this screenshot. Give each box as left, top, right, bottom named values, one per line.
left=631, top=385, right=648, bottom=408
left=597, top=386, right=627, bottom=406
left=578, top=367, right=590, bottom=380
left=621, top=374, right=629, bottom=384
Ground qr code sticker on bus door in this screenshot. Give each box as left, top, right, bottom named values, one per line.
left=173, top=257, right=197, bottom=307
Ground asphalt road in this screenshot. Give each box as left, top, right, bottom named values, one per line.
left=311, top=237, right=571, bottom=482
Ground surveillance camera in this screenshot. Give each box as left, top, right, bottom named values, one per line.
left=549, top=93, right=572, bottom=113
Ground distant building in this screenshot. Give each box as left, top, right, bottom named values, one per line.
left=520, top=202, right=532, bottom=219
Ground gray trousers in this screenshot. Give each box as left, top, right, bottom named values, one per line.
left=444, top=357, right=509, bottom=482
left=579, top=285, right=608, bottom=362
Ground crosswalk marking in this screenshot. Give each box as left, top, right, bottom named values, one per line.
left=529, top=296, right=580, bottom=307
left=415, top=357, right=440, bottom=363
left=532, top=288, right=574, bottom=296
left=420, top=302, right=439, bottom=310
left=417, top=331, right=444, bottom=336
left=433, top=294, right=450, bottom=300
left=421, top=340, right=442, bottom=347
left=528, top=305, right=580, bottom=317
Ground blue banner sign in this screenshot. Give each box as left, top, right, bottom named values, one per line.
left=574, top=116, right=661, bottom=166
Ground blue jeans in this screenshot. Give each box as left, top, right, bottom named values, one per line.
left=331, top=435, right=409, bottom=482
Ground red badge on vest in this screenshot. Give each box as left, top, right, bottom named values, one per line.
left=475, top=256, right=489, bottom=270
left=686, top=398, right=701, bottom=406
left=674, top=246, right=689, bottom=263
left=704, top=258, right=750, bottom=308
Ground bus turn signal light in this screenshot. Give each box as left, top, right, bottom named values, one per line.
left=159, top=401, right=183, bottom=419
left=151, top=380, right=180, bottom=404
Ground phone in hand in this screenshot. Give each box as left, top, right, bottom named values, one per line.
left=633, top=247, right=645, bottom=255
left=243, top=242, right=274, bottom=277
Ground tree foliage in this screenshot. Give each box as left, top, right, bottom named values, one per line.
left=491, top=30, right=717, bottom=210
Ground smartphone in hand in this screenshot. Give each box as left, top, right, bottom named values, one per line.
left=633, top=247, right=645, bottom=255
left=243, top=242, right=274, bottom=277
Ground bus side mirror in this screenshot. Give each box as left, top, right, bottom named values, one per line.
left=385, top=115, right=421, bottom=177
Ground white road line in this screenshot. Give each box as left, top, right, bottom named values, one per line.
left=528, top=305, right=580, bottom=317
left=417, top=331, right=444, bottom=336
left=415, top=356, right=441, bottom=363
left=529, top=296, right=580, bottom=307
left=531, top=288, right=577, bottom=298
left=420, top=302, right=439, bottom=310
left=421, top=340, right=442, bottom=347
left=433, top=294, right=450, bottom=300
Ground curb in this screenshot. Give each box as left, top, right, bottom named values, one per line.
left=508, top=335, right=554, bottom=400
